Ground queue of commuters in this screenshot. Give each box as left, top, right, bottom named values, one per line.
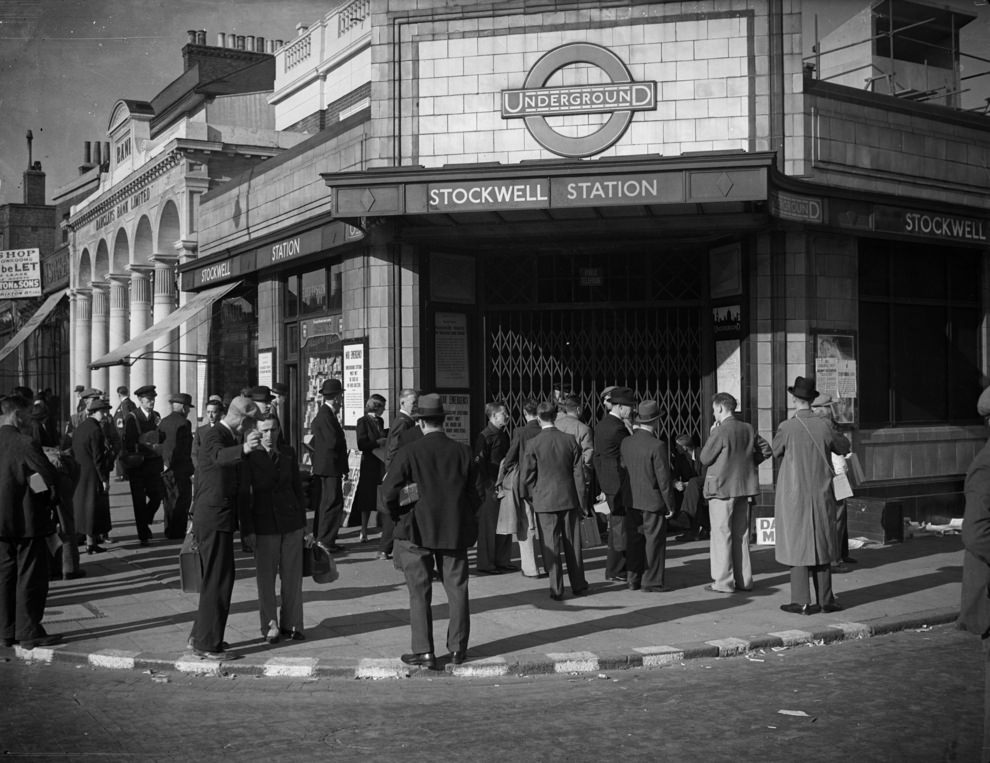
left=0, top=374, right=853, bottom=667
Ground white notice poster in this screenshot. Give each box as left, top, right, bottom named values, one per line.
left=435, top=313, right=469, bottom=388
left=440, top=393, right=471, bottom=445
left=342, top=342, right=365, bottom=428
left=0, top=249, right=41, bottom=298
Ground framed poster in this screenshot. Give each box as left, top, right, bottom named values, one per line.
left=435, top=312, right=470, bottom=388
left=257, top=348, right=273, bottom=388
left=814, top=332, right=857, bottom=425
left=709, top=243, right=742, bottom=299
left=342, top=340, right=366, bottom=428
left=440, top=393, right=471, bottom=445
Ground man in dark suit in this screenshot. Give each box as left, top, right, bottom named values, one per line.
left=122, top=385, right=164, bottom=546
left=473, top=401, right=512, bottom=574
left=377, top=388, right=418, bottom=560
left=497, top=398, right=544, bottom=577
left=593, top=386, right=635, bottom=582
left=382, top=394, right=483, bottom=670
left=159, top=393, right=194, bottom=540
left=0, top=394, right=61, bottom=649
left=672, top=433, right=709, bottom=541
left=521, top=400, right=588, bottom=600
left=112, top=386, right=135, bottom=481
left=700, top=392, right=772, bottom=594
left=188, top=395, right=259, bottom=660
left=238, top=413, right=306, bottom=643
left=621, top=401, right=678, bottom=592
left=960, top=386, right=990, bottom=761
left=311, top=378, right=348, bottom=553
left=354, top=394, right=386, bottom=542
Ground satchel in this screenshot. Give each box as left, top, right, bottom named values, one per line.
left=580, top=513, right=604, bottom=548
left=178, top=532, right=202, bottom=593
left=832, top=471, right=854, bottom=501
left=304, top=540, right=339, bottom=584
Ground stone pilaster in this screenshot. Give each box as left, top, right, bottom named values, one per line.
left=71, top=289, right=92, bottom=393
left=152, top=254, right=179, bottom=408
left=107, top=274, right=130, bottom=397
left=90, top=283, right=109, bottom=393
left=128, top=266, right=153, bottom=394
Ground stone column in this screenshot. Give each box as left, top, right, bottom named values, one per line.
left=89, top=283, right=109, bottom=393
left=128, top=266, right=153, bottom=394
left=152, top=254, right=179, bottom=408
left=175, top=240, right=199, bottom=410
left=71, top=289, right=92, bottom=393
left=107, top=274, right=130, bottom=397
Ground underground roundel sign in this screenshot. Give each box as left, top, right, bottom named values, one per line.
left=501, top=42, right=657, bottom=159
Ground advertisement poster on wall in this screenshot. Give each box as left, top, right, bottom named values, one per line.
left=300, top=316, right=343, bottom=469
left=439, top=393, right=471, bottom=445
left=435, top=312, right=470, bottom=388
left=814, top=332, right=857, bottom=425
left=342, top=340, right=366, bottom=428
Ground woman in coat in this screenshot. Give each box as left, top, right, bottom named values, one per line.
left=772, top=377, right=850, bottom=615
left=72, top=398, right=115, bottom=553
left=352, top=395, right=387, bottom=542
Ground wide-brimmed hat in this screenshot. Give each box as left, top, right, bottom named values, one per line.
left=609, top=387, right=636, bottom=406
left=248, top=385, right=274, bottom=403
left=319, top=379, right=343, bottom=397
left=86, top=397, right=111, bottom=413
left=169, top=392, right=193, bottom=407
left=413, top=393, right=445, bottom=418
left=811, top=392, right=834, bottom=408
left=227, top=395, right=259, bottom=419
left=271, top=382, right=288, bottom=397
left=636, top=400, right=661, bottom=423
left=788, top=376, right=819, bottom=402
left=601, top=385, right=618, bottom=401
left=80, top=387, right=104, bottom=400
left=134, top=385, right=157, bottom=399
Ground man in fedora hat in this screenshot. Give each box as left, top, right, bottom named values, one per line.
left=122, top=385, right=164, bottom=546
left=621, top=400, right=678, bottom=592
left=382, top=394, right=484, bottom=669
left=772, top=376, right=850, bottom=615
left=377, top=388, right=420, bottom=561
left=160, top=392, right=194, bottom=540
left=593, top=385, right=635, bottom=582
left=699, top=392, right=772, bottom=594
left=311, top=378, right=348, bottom=552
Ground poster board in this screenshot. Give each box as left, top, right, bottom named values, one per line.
left=435, top=312, right=470, bottom=388
left=342, top=340, right=366, bottom=428
left=813, top=332, right=857, bottom=425
left=257, top=349, right=273, bottom=388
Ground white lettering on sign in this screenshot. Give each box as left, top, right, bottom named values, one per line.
left=271, top=238, right=301, bottom=262
left=200, top=261, right=232, bottom=283
left=502, top=83, right=656, bottom=117
left=565, top=178, right=659, bottom=201
left=756, top=517, right=775, bottom=546
left=904, top=212, right=987, bottom=241
left=428, top=183, right=548, bottom=208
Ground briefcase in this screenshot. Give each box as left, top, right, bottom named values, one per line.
left=178, top=532, right=202, bottom=593
left=579, top=513, right=604, bottom=549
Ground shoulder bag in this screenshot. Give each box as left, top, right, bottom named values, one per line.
left=796, top=416, right=853, bottom=501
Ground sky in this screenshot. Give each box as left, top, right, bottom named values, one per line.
left=1, top=0, right=988, bottom=207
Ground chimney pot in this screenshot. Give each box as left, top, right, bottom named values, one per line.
left=296, top=23, right=308, bottom=36
left=246, top=35, right=255, bottom=52
left=228, top=31, right=236, bottom=48
left=92, top=142, right=101, bottom=166
left=275, top=39, right=284, bottom=49
left=84, top=141, right=92, bottom=164
left=256, top=35, right=265, bottom=52
left=103, top=142, right=110, bottom=166
left=236, top=35, right=245, bottom=50
left=217, top=32, right=226, bottom=47
left=197, top=29, right=206, bottom=45
left=187, top=29, right=197, bottom=44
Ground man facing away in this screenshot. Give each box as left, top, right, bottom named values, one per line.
left=699, top=392, right=771, bottom=594
left=159, top=393, right=194, bottom=541
left=497, top=398, right=544, bottom=578
left=188, top=395, right=260, bottom=660
left=621, top=400, right=678, bottom=592
left=521, top=400, right=588, bottom=601
left=473, top=401, right=514, bottom=574
left=593, top=386, right=635, bottom=583
left=382, top=394, right=483, bottom=670
left=310, top=378, right=348, bottom=553
left=377, top=388, right=419, bottom=561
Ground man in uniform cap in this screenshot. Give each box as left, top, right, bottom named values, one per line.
left=593, top=386, right=636, bottom=582
left=248, top=386, right=274, bottom=415
left=122, top=385, right=164, bottom=546
left=311, top=379, right=348, bottom=552
left=160, top=393, right=194, bottom=540
left=383, top=394, right=484, bottom=669
left=112, top=386, right=136, bottom=481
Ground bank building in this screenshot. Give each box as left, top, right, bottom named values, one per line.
left=39, top=0, right=990, bottom=524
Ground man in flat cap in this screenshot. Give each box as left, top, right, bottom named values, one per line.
left=383, top=394, right=484, bottom=669
left=122, top=385, right=164, bottom=546
left=311, top=379, right=348, bottom=552
left=160, top=393, right=194, bottom=540
left=593, top=386, right=635, bottom=582
left=960, top=385, right=990, bottom=760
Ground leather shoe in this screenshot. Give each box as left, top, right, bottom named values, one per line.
left=21, top=634, right=62, bottom=649
left=63, top=570, right=87, bottom=580
left=280, top=629, right=305, bottom=641
left=779, top=603, right=820, bottom=615
left=822, top=602, right=843, bottom=613
left=326, top=544, right=346, bottom=553
left=376, top=552, right=391, bottom=560
left=628, top=581, right=642, bottom=591
left=571, top=587, right=589, bottom=596
left=192, top=647, right=241, bottom=660
left=642, top=585, right=665, bottom=592
left=475, top=567, right=501, bottom=575
left=86, top=544, right=107, bottom=555
left=608, top=574, right=627, bottom=583
left=704, top=584, right=734, bottom=594
left=400, top=652, right=437, bottom=669
left=449, top=650, right=467, bottom=665
left=549, top=592, right=564, bottom=601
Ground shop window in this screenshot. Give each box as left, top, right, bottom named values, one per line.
left=858, top=240, right=981, bottom=426
left=285, top=275, right=299, bottom=318
left=300, top=268, right=328, bottom=315
left=207, top=286, right=258, bottom=402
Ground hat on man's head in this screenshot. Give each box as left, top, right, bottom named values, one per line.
left=226, top=395, right=259, bottom=419
left=601, top=385, right=618, bottom=401
left=207, top=394, right=223, bottom=404
left=86, top=397, right=111, bottom=413
left=248, top=385, right=274, bottom=403
left=636, top=400, right=661, bottom=423
left=319, top=378, right=343, bottom=398
left=978, top=387, right=990, bottom=418
left=12, top=386, right=33, bottom=400
left=609, top=387, right=636, bottom=406
left=134, top=385, right=157, bottom=399
left=169, top=392, right=193, bottom=407
left=116, top=386, right=129, bottom=395
left=271, top=382, right=288, bottom=397
left=811, top=392, right=834, bottom=408
left=80, top=387, right=103, bottom=400
left=788, top=376, right=819, bottom=402
left=413, top=393, right=445, bottom=419
left=74, top=385, right=85, bottom=394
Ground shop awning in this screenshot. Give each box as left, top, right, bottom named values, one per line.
left=0, top=289, right=67, bottom=364
left=89, top=281, right=240, bottom=368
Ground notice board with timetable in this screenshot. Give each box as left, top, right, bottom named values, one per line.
left=813, top=332, right=857, bottom=425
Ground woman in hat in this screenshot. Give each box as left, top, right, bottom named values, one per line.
left=352, top=394, right=387, bottom=542
left=72, top=397, right=115, bottom=553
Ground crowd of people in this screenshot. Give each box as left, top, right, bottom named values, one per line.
left=0, top=374, right=855, bottom=668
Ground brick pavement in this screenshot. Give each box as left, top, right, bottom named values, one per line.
left=11, top=480, right=964, bottom=680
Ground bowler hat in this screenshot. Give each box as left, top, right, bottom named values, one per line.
left=169, top=392, right=193, bottom=407
left=80, top=387, right=103, bottom=400
left=978, top=387, right=990, bottom=418
left=609, top=387, right=636, bottom=406
left=86, top=397, right=111, bottom=413
left=248, top=385, right=274, bottom=403
left=271, top=382, right=288, bottom=397
left=134, top=385, right=157, bottom=399
left=319, top=378, right=343, bottom=397
left=788, top=376, right=819, bottom=402
left=636, top=400, right=661, bottom=423
left=413, top=393, right=445, bottom=419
